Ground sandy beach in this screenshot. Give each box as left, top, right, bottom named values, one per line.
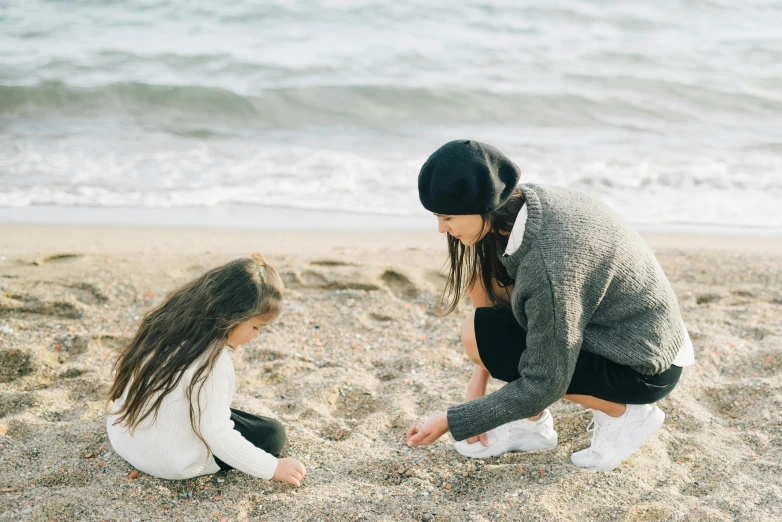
left=0, top=224, right=780, bottom=521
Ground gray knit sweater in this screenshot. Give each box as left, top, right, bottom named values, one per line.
left=447, top=184, right=685, bottom=441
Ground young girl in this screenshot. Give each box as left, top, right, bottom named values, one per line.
left=407, top=140, right=694, bottom=471
left=107, top=254, right=306, bottom=486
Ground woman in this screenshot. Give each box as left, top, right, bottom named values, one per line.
left=406, top=140, right=694, bottom=471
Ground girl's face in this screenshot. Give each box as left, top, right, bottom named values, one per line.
left=226, top=315, right=274, bottom=349
left=435, top=214, right=488, bottom=246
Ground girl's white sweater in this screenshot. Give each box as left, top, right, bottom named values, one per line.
left=106, top=349, right=278, bottom=480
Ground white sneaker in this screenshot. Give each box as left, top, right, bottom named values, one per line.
left=570, top=404, right=665, bottom=471
left=454, top=409, right=558, bottom=459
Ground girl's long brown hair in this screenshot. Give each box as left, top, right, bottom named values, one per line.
left=439, top=187, right=525, bottom=315
left=108, top=254, right=283, bottom=449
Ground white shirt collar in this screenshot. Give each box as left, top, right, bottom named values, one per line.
left=503, top=204, right=527, bottom=256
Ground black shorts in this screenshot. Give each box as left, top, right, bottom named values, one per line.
left=213, top=408, right=286, bottom=470
left=474, top=307, right=682, bottom=404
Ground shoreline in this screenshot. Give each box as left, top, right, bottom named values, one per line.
left=2, top=205, right=782, bottom=237
left=2, top=223, right=781, bottom=259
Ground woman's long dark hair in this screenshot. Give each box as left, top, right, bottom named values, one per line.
left=108, top=254, right=283, bottom=449
left=439, top=187, right=525, bottom=315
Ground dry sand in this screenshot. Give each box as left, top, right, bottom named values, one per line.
left=0, top=224, right=780, bottom=521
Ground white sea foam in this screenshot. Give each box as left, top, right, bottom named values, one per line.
left=1, top=0, right=781, bottom=230
left=2, top=138, right=779, bottom=228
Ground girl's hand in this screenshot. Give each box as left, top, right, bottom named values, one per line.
left=272, top=457, right=307, bottom=487
left=406, top=412, right=449, bottom=447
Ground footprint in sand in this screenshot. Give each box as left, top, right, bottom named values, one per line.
left=259, top=364, right=306, bottom=385
left=369, top=312, right=394, bottom=322
left=700, top=381, right=772, bottom=418
left=32, top=253, right=83, bottom=266
left=16, top=281, right=108, bottom=305
left=280, top=269, right=330, bottom=289
left=68, top=378, right=108, bottom=402
left=0, top=392, right=36, bottom=418
left=376, top=459, right=409, bottom=486
left=424, top=269, right=448, bottom=290
left=624, top=503, right=678, bottom=521
left=696, top=293, right=721, bottom=305
left=56, top=367, right=88, bottom=380
left=87, top=334, right=128, bottom=352
left=39, top=465, right=93, bottom=488
left=310, top=260, right=357, bottom=267
left=332, top=387, right=378, bottom=419
left=246, top=348, right=287, bottom=363
left=374, top=367, right=398, bottom=382
left=282, top=269, right=380, bottom=291
left=50, top=334, right=127, bottom=361
left=0, top=349, right=33, bottom=382
left=380, top=270, right=419, bottom=300
left=372, top=357, right=416, bottom=382
left=320, top=422, right=352, bottom=442
left=0, top=294, right=81, bottom=319
left=280, top=271, right=304, bottom=288
left=0, top=280, right=109, bottom=319
left=300, top=270, right=330, bottom=287
left=735, top=348, right=781, bottom=378
left=5, top=419, right=39, bottom=440
left=67, top=282, right=109, bottom=304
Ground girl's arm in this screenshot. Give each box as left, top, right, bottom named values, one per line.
left=197, top=357, right=279, bottom=480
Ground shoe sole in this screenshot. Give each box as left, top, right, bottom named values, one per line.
left=578, top=407, right=666, bottom=471
left=455, top=433, right=558, bottom=459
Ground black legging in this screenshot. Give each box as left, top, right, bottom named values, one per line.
left=213, top=408, right=286, bottom=470
left=475, top=307, right=682, bottom=404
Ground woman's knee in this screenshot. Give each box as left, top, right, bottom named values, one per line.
left=461, top=311, right=480, bottom=364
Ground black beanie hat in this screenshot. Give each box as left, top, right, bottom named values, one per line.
left=418, top=140, right=521, bottom=215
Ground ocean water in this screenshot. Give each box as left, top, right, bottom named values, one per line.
left=1, top=0, right=781, bottom=230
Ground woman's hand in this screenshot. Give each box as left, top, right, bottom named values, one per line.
left=272, top=457, right=307, bottom=487
left=464, top=364, right=491, bottom=446
left=406, top=411, right=449, bottom=447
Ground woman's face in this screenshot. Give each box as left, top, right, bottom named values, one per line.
left=435, top=214, right=488, bottom=246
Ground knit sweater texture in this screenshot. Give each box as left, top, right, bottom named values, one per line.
left=447, top=184, right=685, bottom=441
